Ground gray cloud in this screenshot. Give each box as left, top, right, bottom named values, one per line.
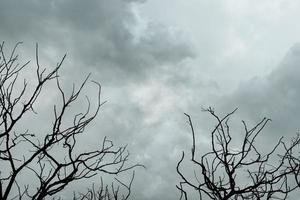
left=0, top=0, right=196, bottom=199
left=0, top=0, right=194, bottom=83
left=2, top=0, right=300, bottom=199
left=218, top=44, right=300, bottom=143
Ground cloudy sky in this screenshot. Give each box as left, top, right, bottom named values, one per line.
left=2, top=0, right=300, bottom=199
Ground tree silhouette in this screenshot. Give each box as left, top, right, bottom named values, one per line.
left=0, top=42, right=141, bottom=200
left=73, top=171, right=135, bottom=200
left=177, top=107, right=300, bottom=200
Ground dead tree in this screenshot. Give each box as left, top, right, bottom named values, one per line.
left=73, top=171, right=135, bottom=200
left=177, top=107, right=300, bottom=200
left=0, top=42, right=141, bottom=200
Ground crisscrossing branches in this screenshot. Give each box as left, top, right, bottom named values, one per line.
left=0, top=42, right=142, bottom=200
left=177, top=107, right=300, bottom=200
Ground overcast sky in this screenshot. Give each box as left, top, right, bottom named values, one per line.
left=2, top=0, right=300, bottom=199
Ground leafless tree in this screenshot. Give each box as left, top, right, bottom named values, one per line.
left=177, top=107, right=300, bottom=200
left=73, top=171, right=135, bottom=200
left=0, top=42, right=141, bottom=200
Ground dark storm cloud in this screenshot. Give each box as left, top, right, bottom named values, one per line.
left=7, top=0, right=300, bottom=199
left=0, top=0, right=194, bottom=81
left=220, top=44, right=300, bottom=140
left=0, top=0, right=196, bottom=199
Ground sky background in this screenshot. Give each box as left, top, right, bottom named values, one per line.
left=1, top=0, right=300, bottom=199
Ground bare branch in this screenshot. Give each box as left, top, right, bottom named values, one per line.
left=177, top=108, right=300, bottom=200
left=0, top=43, right=141, bottom=200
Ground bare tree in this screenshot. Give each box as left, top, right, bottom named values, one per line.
left=73, top=171, right=136, bottom=200
left=177, top=107, right=300, bottom=200
left=0, top=42, right=141, bottom=200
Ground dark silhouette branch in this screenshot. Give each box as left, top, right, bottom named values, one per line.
left=74, top=171, right=136, bottom=200
left=0, top=42, right=141, bottom=200
left=177, top=107, right=300, bottom=200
